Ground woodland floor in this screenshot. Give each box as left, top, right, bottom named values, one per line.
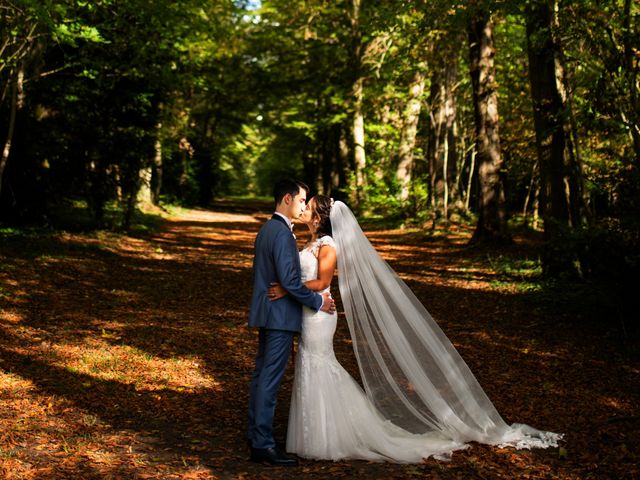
left=0, top=202, right=638, bottom=479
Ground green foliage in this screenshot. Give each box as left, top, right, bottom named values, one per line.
left=360, top=173, right=404, bottom=223
left=485, top=254, right=543, bottom=283
left=0, top=0, right=638, bottom=266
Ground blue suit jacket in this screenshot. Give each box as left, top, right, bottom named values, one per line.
left=248, top=215, right=322, bottom=332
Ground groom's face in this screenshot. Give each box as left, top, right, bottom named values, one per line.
left=289, top=188, right=307, bottom=219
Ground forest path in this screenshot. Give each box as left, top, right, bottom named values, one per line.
left=0, top=205, right=637, bottom=479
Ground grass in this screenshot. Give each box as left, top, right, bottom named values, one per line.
left=485, top=254, right=543, bottom=279
left=485, top=253, right=544, bottom=292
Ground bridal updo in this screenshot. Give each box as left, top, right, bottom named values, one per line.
left=313, top=195, right=333, bottom=238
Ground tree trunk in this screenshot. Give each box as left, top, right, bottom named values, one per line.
left=396, top=70, right=425, bottom=203
left=0, top=65, right=24, bottom=196
left=152, top=123, right=162, bottom=205
left=178, top=137, right=191, bottom=199
left=532, top=184, right=540, bottom=230
left=622, top=0, right=640, bottom=167
left=137, top=164, right=153, bottom=207
left=527, top=0, right=584, bottom=275
left=468, top=11, right=510, bottom=244
left=123, top=187, right=138, bottom=231
left=330, top=124, right=350, bottom=202
left=465, top=146, right=476, bottom=212
left=527, top=3, right=568, bottom=230
left=443, top=130, right=450, bottom=220
left=352, top=78, right=366, bottom=202
left=427, top=45, right=459, bottom=221
left=551, top=2, right=587, bottom=226
left=87, top=154, right=108, bottom=228
left=350, top=0, right=366, bottom=208
left=194, top=115, right=216, bottom=206
left=522, top=161, right=538, bottom=228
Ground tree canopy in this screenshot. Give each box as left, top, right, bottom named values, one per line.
left=1, top=0, right=638, bottom=276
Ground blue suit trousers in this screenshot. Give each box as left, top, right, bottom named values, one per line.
left=247, top=328, right=294, bottom=449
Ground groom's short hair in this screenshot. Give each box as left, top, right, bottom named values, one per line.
left=274, top=178, right=309, bottom=206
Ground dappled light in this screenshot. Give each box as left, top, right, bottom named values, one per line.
left=1, top=204, right=638, bottom=478
left=1, top=0, right=638, bottom=475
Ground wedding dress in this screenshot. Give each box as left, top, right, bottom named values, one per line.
left=286, top=202, right=562, bottom=463
left=286, top=236, right=466, bottom=462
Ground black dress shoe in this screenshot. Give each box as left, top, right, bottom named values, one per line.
left=250, top=447, right=298, bottom=466
left=247, top=439, right=286, bottom=450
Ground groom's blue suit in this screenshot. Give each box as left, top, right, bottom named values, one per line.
left=248, top=214, right=322, bottom=450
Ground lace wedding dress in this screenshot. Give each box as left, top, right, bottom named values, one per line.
left=286, top=201, right=562, bottom=462
left=286, top=236, right=467, bottom=462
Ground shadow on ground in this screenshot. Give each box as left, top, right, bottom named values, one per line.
left=0, top=204, right=638, bottom=479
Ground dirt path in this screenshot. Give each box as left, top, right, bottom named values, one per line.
left=0, top=206, right=638, bottom=479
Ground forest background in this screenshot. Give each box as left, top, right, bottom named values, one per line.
left=1, top=1, right=639, bottom=478
left=1, top=0, right=639, bottom=278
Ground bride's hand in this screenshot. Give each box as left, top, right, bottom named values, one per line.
left=268, top=282, right=287, bottom=301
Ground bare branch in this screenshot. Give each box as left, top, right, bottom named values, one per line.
left=24, top=63, right=77, bottom=84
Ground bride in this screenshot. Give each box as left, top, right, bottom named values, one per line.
left=268, top=195, right=562, bottom=462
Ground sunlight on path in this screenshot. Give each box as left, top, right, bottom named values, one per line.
left=0, top=206, right=637, bottom=479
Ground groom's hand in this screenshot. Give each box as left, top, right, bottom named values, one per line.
left=320, top=292, right=335, bottom=314
left=268, top=282, right=287, bottom=300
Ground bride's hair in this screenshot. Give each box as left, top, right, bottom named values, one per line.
left=313, top=195, right=333, bottom=238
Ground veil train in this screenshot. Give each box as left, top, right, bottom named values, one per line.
left=329, top=200, right=562, bottom=450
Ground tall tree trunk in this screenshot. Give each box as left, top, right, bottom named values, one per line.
left=0, top=65, right=24, bottom=196
left=622, top=0, right=640, bottom=167
left=87, top=154, right=108, bottom=228
left=315, top=139, right=324, bottom=193
left=352, top=78, right=366, bottom=203
left=465, top=147, right=476, bottom=212
left=152, top=122, right=162, bottom=205
left=178, top=137, right=192, bottom=199
left=396, top=70, right=425, bottom=204
left=522, top=161, right=538, bottom=228
left=552, top=2, right=587, bottom=226
left=350, top=0, right=366, bottom=208
left=527, top=3, right=568, bottom=230
left=468, top=11, right=510, bottom=244
left=527, top=0, right=583, bottom=275
left=195, top=116, right=216, bottom=206
left=532, top=184, right=540, bottom=230
left=137, top=163, right=153, bottom=207
left=333, top=124, right=350, bottom=201
left=428, top=38, right=460, bottom=221
left=137, top=124, right=160, bottom=208
left=443, top=130, right=450, bottom=220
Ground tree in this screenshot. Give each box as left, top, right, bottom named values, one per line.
left=526, top=0, right=587, bottom=274
left=350, top=0, right=366, bottom=207
left=426, top=32, right=463, bottom=223
left=468, top=7, right=510, bottom=244
left=396, top=68, right=425, bottom=204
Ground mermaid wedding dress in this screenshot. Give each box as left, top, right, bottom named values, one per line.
left=286, top=236, right=465, bottom=461
left=286, top=202, right=561, bottom=462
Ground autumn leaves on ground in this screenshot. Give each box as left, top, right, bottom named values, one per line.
left=0, top=203, right=638, bottom=479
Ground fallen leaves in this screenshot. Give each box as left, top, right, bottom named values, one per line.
left=0, top=204, right=638, bottom=479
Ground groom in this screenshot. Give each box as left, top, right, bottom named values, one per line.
left=247, top=178, right=335, bottom=466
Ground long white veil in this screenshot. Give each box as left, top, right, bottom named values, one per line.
left=330, top=200, right=561, bottom=449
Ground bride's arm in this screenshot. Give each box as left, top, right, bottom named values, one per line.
left=303, top=245, right=336, bottom=291
left=268, top=245, right=337, bottom=299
